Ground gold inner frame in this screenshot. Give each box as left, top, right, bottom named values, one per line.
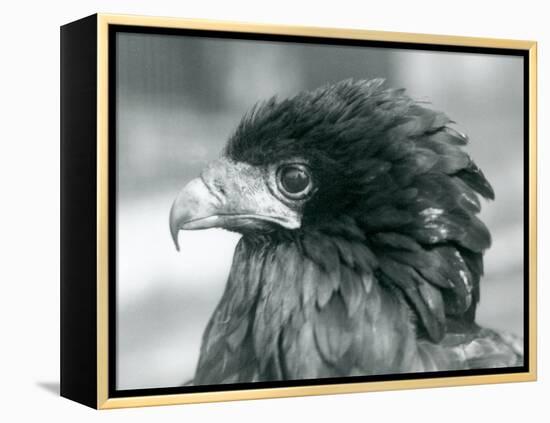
left=95, top=13, right=537, bottom=409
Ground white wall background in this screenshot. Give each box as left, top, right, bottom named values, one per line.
left=0, top=0, right=546, bottom=421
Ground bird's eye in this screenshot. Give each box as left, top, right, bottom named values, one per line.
left=277, top=164, right=313, bottom=199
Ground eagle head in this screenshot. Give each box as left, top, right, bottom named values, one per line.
left=169, top=79, right=495, bottom=368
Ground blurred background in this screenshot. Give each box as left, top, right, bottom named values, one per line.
left=115, top=32, right=524, bottom=390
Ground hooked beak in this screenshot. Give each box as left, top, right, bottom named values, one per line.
left=169, top=177, right=222, bottom=251
left=169, top=158, right=301, bottom=251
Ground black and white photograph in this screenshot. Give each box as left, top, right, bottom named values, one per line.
left=113, top=28, right=527, bottom=392
left=4, top=0, right=549, bottom=418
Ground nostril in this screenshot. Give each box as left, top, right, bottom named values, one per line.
left=213, top=180, right=227, bottom=198
left=201, top=175, right=226, bottom=205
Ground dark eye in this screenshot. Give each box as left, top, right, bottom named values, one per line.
left=277, top=164, right=313, bottom=199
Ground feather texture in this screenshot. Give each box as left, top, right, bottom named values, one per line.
left=189, top=79, right=521, bottom=385
left=194, top=233, right=521, bottom=385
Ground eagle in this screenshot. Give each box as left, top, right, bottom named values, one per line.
left=169, top=79, right=523, bottom=385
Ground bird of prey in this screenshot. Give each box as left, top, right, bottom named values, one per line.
left=169, top=79, right=523, bottom=385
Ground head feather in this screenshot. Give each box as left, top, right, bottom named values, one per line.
left=225, top=79, right=494, bottom=341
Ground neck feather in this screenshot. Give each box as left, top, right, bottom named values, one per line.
left=200, top=231, right=420, bottom=381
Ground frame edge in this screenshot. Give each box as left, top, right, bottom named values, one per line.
left=97, top=13, right=110, bottom=409
left=60, top=13, right=99, bottom=409
left=527, top=41, right=537, bottom=381
left=96, top=12, right=536, bottom=50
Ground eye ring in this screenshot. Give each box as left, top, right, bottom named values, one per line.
left=276, top=163, right=313, bottom=200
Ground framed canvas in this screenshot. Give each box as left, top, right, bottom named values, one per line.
left=60, top=13, right=537, bottom=409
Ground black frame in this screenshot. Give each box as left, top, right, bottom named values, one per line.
left=60, top=14, right=98, bottom=408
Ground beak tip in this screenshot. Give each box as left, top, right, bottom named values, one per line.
left=170, top=176, right=222, bottom=250
left=170, top=227, right=181, bottom=252
left=169, top=198, right=182, bottom=252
